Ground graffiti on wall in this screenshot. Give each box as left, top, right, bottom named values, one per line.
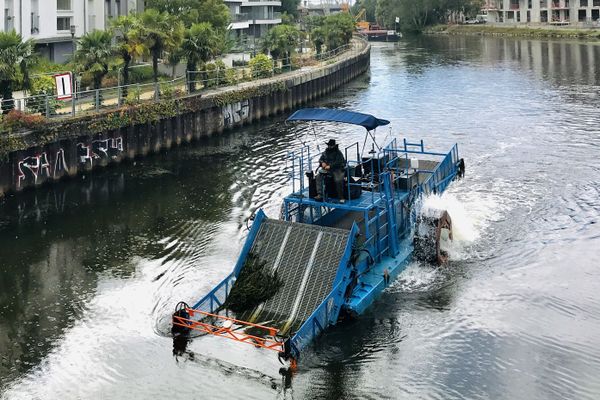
left=17, top=149, right=72, bottom=188
left=16, top=136, right=124, bottom=189
left=78, top=137, right=124, bottom=167
left=222, top=100, right=249, bottom=128
left=17, top=153, right=51, bottom=188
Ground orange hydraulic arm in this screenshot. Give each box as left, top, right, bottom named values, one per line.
left=172, top=308, right=284, bottom=353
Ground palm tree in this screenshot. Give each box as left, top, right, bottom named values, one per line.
left=138, top=9, right=184, bottom=83
left=180, top=22, right=219, bottom=92
left=311, top=27, right=326, bottom=55
left=262, top=25, right=299, bottom=68
left=111, top=15, right=146, bottom=96
left=0, top=31, right=37, bottom=113
left=73, top=30, right=115, bottom=104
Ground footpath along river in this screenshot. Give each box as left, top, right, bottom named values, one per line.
left=1, top=35, right=600, bottom=399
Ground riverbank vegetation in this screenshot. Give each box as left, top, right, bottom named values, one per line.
left=425, top=24, right=600, bottom=39
left=0, top=31, right=37, bottom=113
left=352, top=0, right=482, bottom=32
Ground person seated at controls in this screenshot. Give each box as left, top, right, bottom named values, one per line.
left=315, top=139, right=346, bottom=203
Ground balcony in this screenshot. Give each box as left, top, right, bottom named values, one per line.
left=249, top=11, right=281, bottom=22
left=551, top=0, right=569, bottom=7
left=229, top=12, right=250, bottom=29
left=482, top=0, right=501, bottom=10
left=241, top=0, right=282, bottom=6
left=233, top=13, right=249, bottom=22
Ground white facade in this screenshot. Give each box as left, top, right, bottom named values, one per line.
left=484, top=0, right=600, bottom=25
left=225, top=0, right=281, bottom=40
left=1, top=0, right=144, bottom=62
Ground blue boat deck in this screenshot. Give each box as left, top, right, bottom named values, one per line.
left=285, top=187, right=411, bottom=212
left=346, top=237, right=413, bottom=315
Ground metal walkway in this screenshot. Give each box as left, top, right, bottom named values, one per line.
left=241, top=219, right=350, bottom=334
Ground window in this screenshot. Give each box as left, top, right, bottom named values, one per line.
left=57, top=0, right=71, bottom=10
left=580, top=0, right=588, bottom=6
left=57, top=16, right=71, bottom=30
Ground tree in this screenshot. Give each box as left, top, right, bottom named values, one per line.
left=196, top=0, right=231, bottom=30
left=262, top=24, right=299, bottom=67
left=307, top=13, right=353, bottom=54
left=73, top=30, right=115, bottom=92
left=351, top=0, right=377, bottom=24
left=323, top=13, right=355, bottom=50
left=311, top=27, right=326, bottom=55
left=111, top=15, right=146, bottom=95
left=181, top=22, right=220, bottom=91
left=375, top=0, right=483, bottom=32
left=0, top=31, right=37, bottom=113
left=146, top=0, right=230, bottom=29
left=137, top=9, right=185, bottom=83
left=280, top=0, right=301, bottom=19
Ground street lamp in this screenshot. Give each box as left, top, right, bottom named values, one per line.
left=70, top=24, right=76, bottom=56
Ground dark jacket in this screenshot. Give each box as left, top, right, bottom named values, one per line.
left=319, top=145, right=346, bottom=171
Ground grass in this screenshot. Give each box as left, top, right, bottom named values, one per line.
left=425, top=24, right=600, bottom=39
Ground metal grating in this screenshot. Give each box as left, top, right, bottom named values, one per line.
left=243, top=219, right=350, bottom=333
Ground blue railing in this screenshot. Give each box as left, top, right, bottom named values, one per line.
left=191, top=273, right=236, bottom=313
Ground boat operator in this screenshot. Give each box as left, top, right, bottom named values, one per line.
left=315, top=139, right=346, bottom=203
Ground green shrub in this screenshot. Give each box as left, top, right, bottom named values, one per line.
left=28, top=75, right=60, bottom=114
left=160, top=82, right=175, bottom=99
left=124, top=86, right=142, bottom=105
left=205, top=62, right=218, bottom=88
left=249, top=54, right=274, bottom=79
left=214, top=60, right=228, bottom=85
left=242, top=68, right=253, bottom=82
left=224, top=68, right=238, bottom=85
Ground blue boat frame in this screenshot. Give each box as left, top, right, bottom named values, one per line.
left=182, top=110, right=462, bottom=364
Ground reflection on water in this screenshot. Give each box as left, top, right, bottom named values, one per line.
left=1, top=35, right=600, bottom=399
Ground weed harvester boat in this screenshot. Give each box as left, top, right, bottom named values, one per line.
left=172, top=108, right=465, bottom=369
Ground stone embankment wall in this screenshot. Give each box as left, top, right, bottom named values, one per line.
left=0, top=40, right=370, bottom=197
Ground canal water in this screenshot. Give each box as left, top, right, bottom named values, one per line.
left=1, top=35, right=600, bottom=399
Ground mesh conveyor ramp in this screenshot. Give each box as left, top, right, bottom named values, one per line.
left=242, top=219, right=350, bottom=334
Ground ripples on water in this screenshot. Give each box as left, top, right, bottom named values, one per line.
left=1, top=36, right=600, bottom=399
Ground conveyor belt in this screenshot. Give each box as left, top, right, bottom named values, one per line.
left=241, top=219, right=350, bottom=334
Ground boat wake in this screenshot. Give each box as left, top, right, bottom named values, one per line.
left=392, top=187, right=503, bottom=293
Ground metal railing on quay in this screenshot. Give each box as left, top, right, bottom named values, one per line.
left=0, top=42, right=361, bottom=123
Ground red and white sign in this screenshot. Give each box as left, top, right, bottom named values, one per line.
left=54, top=72, right=73, bottom=100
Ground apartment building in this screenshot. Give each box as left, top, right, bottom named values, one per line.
left=226, top=0, right=281, bottom=42
left=1, top=0, right=144, bottom=62
left=484, top=0, right=600, bottom=25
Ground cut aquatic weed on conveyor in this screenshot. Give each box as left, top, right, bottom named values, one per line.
left=223, top=252, right=283, bottom=314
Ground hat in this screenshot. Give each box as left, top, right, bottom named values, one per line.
left=326, top=139, right=337, bottom=146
